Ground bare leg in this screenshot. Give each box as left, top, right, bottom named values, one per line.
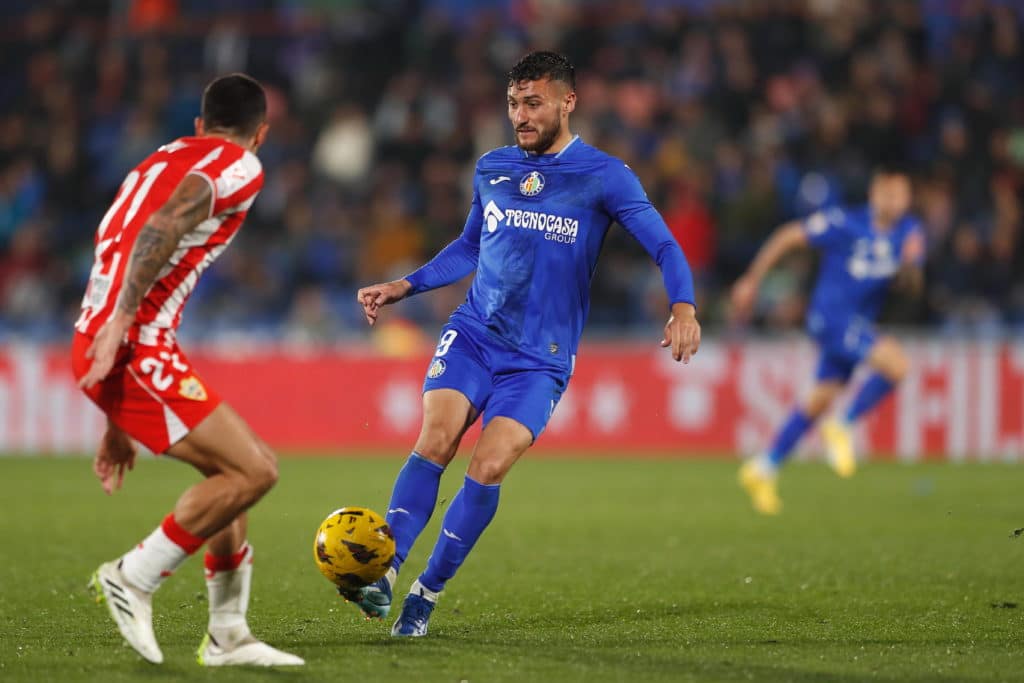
left=411, top=388, right=478, bottom=466
left=385, top=389, right=477, bottom=573
left=740, top=379, right=846, bottom=514
left=466, top=416, right=534, bottom=484
left=97, top=402, right=299, bottom=666
left=207, top=515, right=246, bottom=558
left=417, top=416, right=533, bottom=594
left=864, top=336, right=910, bottom=383
left=165, top=402, right=278, bottom=538
left=117, top=403, right=277, bottom=595
left=838, top=336, right=909, bottom=429
left=799, top=380, right=845, bottom=419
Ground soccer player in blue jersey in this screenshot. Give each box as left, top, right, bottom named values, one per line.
left=352, top=51, right=701, bottom=636
left=731, top=168, right=924, bottom=515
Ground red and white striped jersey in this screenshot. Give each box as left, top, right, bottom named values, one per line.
left=75, top=136, right=263, bottom=346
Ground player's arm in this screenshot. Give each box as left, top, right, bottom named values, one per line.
left=604, top=163, right=700, bottom=363
left=357, top=185, right=483, bottom=326
left=893, top=263, right=923, bottom=297
left=79, top=174, right=213, bottom=389
left=892, top=228, right=925, bottom=297
left=730, top=220, right=808, bottom=322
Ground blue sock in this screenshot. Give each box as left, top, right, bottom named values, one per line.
left=845, top=373, right=895, bottom=423
left=385, top=452, right=444, bottom=572
left=419, top=475, right=500, bottom=593
left=766, top=410, right=814, bottom=468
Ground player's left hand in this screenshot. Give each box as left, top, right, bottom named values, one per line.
left=94, top=423, right=137, bottom=495
left=662, top=302, right=701, bottom=363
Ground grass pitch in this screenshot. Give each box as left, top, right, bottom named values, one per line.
left=1, top=455, right=1022, bottom=682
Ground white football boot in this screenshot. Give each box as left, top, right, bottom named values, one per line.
left=90, top=560, right=163, bottom=664
left=197, top=631, right=305, bottom=667
left=197, top=544, right=304, bottom=667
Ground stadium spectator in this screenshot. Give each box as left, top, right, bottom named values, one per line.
left=0, top=0, right=1021, bottom=341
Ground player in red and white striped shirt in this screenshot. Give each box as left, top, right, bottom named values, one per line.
left=72, top=74, right=303, bottom=668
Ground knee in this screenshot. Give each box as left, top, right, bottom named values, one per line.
left=876, top=341, right=910, bottom=383
left=467, top=456, right=510, bottom=485
left=887, top=349, right=910, bottom=383
left=802, top=386, right=840, bottom=418
left=414, top=425, right=461, bottom=465
left=801, top=400, right=831, bottom=420
left=246, top=444, right=279, bottom=498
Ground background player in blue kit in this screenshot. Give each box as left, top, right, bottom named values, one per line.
left=731, top=168, right=925, bottom=515
left=354, top=51, right=701, bottom=637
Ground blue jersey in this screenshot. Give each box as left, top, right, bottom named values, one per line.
left=803, top=205, right=923, bottom=331
left=405, top=136, right=695, bottom=372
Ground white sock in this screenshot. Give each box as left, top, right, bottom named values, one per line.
left=754, top=454, right=777, bottom=477
left=206, top=543, right=254, bottom=645
left=410, top=579, right=440, bottom=603
left=121, top=526, right=190, bottom=593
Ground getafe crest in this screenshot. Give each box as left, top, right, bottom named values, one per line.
left=519, top=171, right=545, bottom=197
left=427, top=358, right=447, bottom=378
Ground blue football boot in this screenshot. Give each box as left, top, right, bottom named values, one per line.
left=339, top=567, right=395, bottom=619
left=391, top=580, right=439, bottom=637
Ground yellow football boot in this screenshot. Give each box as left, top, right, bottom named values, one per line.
left=738, top=460, right=782, bottom=515
left=821, top=417, right=857, bottom=478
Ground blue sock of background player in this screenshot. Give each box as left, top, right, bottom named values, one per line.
left=418, top=475, right=500, bottom=594
left=844, top=373, right=895, bottom=425
left=385, top=452, right=444, bottom=573
left=765, top=373, right=896, bottom=470
left=765, top=410, right=814, bottom=469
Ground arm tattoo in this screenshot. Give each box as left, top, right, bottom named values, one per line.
left=116, top=175, right=212, bottom=316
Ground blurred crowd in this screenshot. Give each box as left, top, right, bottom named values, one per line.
left=1, top=0, right=1022, bottom=345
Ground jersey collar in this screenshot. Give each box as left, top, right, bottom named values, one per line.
left=554, top=134, right=581, bottom=158
left=869, top=206, right=904, bottom=235
left=521, top=134, right=581, bottom=160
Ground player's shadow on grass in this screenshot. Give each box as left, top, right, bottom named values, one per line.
left=66, top=662, right=307, bottom=681
left=280, top=636, right=976, bottom=683
left=298, top=632, right=460, bottom=648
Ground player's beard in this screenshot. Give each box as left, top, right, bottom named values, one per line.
left=516, top=117, right=561, bottom=154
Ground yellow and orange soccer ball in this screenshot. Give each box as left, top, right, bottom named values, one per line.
left=313, top=507, right=395, bottom=593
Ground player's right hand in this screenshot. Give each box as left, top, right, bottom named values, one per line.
left=356, top=279, right=413, bottom=326
left=94, top=423, right=136, bottom=495
left=79, top=312, right=131, bottom=389
left=662, top=302, right=701, bottom=363
left=730, top=275, right=759, bottom=323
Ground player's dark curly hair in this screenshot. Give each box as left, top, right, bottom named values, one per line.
left=508, top=51, right=576, bottom=90
left=201, top=73, right=266, bottom=137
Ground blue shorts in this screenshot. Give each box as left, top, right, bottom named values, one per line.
left=808, top=315, right=877, bottom=382
left=422, top=322, right=569, bottom=441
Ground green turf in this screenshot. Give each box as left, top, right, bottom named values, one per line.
left=1, top=455, right=1022, bottom=682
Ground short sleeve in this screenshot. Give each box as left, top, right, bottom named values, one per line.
left=802, top=207, right=850, bottom=250
left=188, top=146, right=264, bottom=217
